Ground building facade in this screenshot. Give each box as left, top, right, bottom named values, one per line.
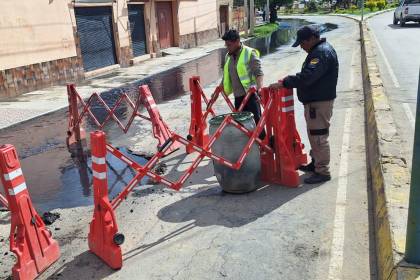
left=0, top=0, right=238, bottom=98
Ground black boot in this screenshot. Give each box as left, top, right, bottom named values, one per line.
left=299, top=159, right=315, bottom=172
left=304, top=173, right=331, bottom=184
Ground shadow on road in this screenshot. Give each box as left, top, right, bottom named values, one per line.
left=387, top=23, right=420, bottom=29
left=122, top=172, right=323, bottom=261
left=157, top=176, right=321, bottom=228
left=46, top=251, right=116, bottom=280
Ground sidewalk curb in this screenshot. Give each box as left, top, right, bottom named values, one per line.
left=360, top=20, right=420, bottom=280
left=0, top=43, right=225, bottom=133
left=279, top=8, right=394, bottom=22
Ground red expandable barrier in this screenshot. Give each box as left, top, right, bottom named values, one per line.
left=187, top=76, right=210, bottom=153
left=0, top=193, right=8, bottom=209
left=66, top=84, right=86, bottom=148
left=260, top=87, right=282, bottom=184
left=88, top=131, right=123, bottom=270
left=186, top=77, right=306, bottom=187
left=66, top=84, right=178, bottom=156
left=270, top=88, right=300, bottom=187
left=278, top=85, right=308, bottom=169
left=0, top=145, right=60, bottom=280
left=139, top=85, right=180, bottom=155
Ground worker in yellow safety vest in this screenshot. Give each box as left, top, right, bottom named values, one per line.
left=221, top=29, right=265, bottom=138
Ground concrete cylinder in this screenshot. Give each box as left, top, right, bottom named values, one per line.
left=209, top=112, right=261, bottom=193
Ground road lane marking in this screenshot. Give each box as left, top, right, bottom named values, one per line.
left=369, top=28, right=400, bottom=88
left=403, top=103, right=415, bottom=129
left=327, top=108, right=352, bottom=280
left=349, top=50, right=356, bottom=90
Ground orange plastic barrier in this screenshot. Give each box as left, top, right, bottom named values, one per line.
left=66, top=84, right=179, bottom=156
left=88, top=131, right=123, bottom=270
left=0, top=145, right=60, bottom=280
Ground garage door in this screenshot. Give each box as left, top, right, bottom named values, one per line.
left=128, top=5, right=148, bottom=57
left=75, top=7, right=117, bottom=72
left=156, top=2, right=174, bottom=49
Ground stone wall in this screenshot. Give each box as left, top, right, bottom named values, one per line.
left=0, top=57, right=84, bottom=99
left=178, top=28, right=220, bottom=49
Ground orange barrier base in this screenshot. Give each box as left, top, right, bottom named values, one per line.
left=88, top=199, right=123, bottom=270
left=11, top=207, right=60, bottom=280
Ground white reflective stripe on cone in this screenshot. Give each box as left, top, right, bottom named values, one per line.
left=282, top=106, right=294, bottom=112
left=8, top=182, right=27, bottom=196
left=4, top=168, right=23, bottom=181
left=91, top=156, right=106, bottom=165
left=93, top=171, right=107, bottom=180
left=281, top=96, right=294, bottom=102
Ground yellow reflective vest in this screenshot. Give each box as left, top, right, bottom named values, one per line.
left=223, top=46, right=260, bottom=95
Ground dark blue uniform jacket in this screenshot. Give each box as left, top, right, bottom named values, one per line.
left=283, top=38, right=339, bottom=105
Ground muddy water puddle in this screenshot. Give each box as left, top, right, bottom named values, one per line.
left=0, top=19, right=337, bottom=213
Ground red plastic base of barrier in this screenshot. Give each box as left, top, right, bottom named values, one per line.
left=88, top=132, right=123, bottom=270
left=0, top=144, right=60, bottom=280
left=11, top=211, right=61, bottom=280
left=88, top=201, right=123, bottom=270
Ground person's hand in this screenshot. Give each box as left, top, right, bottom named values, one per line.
left=269, top=81, right=284, bottom=90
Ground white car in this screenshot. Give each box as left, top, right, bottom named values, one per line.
left=393, top=0, right=420, bottom=26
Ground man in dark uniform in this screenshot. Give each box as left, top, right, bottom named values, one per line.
left=270, top=25, right=339, bottom=184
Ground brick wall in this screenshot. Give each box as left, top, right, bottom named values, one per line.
left=0, top=57, right=84, bottom=99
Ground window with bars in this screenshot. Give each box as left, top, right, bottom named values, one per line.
left=233, top=0, right=244, bottom=8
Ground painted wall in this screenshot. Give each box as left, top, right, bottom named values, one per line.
left=115, top=0, right=131, bottom=48
left=178, top=0, right=218, bottom=36
left=0, top=0, right=77, bottom=71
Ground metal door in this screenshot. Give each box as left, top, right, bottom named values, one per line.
left=156, top=2, right=174, bottom=49
left=219, top=5, right=229, bottom=36
left=128, top=4, right=148, bottom=57
left=75, top=7, right=117, bottom=72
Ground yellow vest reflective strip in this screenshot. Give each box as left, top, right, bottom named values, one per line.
left=223, top=46, right=260, bottom=95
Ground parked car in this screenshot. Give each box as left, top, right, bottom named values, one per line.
left=393, top=0, right=420, bottom=26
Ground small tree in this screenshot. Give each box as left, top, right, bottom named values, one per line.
left=269, top=0, right=294, bottom=23
left=307, top=0, right=318, bottom=12
left=376, top=0, right=386, bottom=10
left=366, top=0, right=376, bottom=11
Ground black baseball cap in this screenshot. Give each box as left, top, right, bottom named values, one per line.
left=292, top=25, right=320, bottom=47
left=222, top=29, right=240, bottom=41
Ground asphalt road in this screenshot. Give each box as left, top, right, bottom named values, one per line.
left=1, top=16, right=374, bottom=280
left=367, top=11, right=420, bottom=169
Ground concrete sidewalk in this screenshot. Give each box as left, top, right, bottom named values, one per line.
left=0, top=39, right=225, bottom=131
left=362, top=20, right=420, bottom=280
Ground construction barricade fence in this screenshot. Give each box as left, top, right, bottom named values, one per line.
left=84, top=76, right=308, bottom=269
left=66, top=83, right=180, bottom=156
left=0, top=76, right=307, bottom=273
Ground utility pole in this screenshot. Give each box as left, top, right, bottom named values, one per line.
left=361, top=0, right=365, bottom=21
left=244, top=0, right=249, bottom=37
left=266, top=0, right=269, bottom=22
left=250, top=0, right=255, bottom=35
left=405, top=69, right=420, bottom=264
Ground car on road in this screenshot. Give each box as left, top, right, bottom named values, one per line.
left=393, top=0, right=420, bottom=26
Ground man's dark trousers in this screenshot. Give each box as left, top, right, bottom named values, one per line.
left=234, top=94, right=266, bottom=139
